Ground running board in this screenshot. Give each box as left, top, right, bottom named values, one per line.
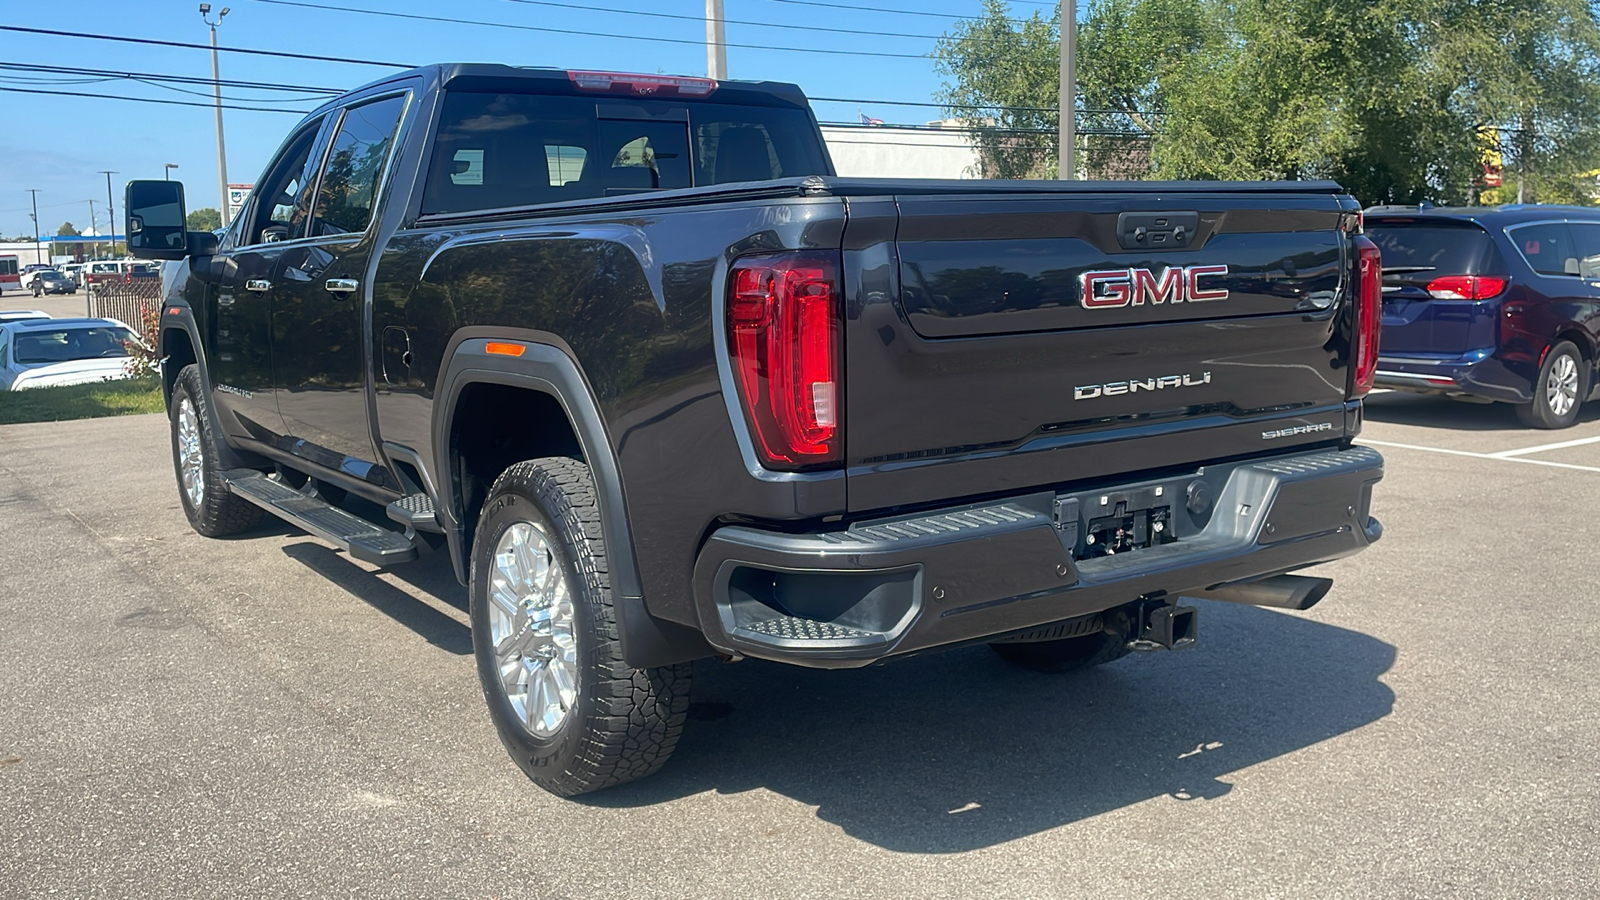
left=223, top=469, right=419, bottom=567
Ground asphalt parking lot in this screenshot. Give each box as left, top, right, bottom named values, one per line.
left=2, top=395, right=1598, bottom=899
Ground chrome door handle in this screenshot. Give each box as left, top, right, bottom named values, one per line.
left=245, top=279, right=272, bottom=293
left=325, top=278, right=359, bottom=296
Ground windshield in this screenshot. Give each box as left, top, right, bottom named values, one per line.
left=12, top=326, right=139, bottom=364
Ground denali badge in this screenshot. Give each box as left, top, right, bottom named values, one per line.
left=1074, top=372, right=1211, bottom=400
left=1262, top=422, right=1334, bottom=440
left=1079, top=264, right=1230, bottom=309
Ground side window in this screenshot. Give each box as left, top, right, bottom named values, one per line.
left=595, top=120, right=690, bottom=194
left=1509, top=223, right=1578, bottom=277
left=243, top=116, right=326, bottom=246
left=1566, top=223, right=1600, bottom=279
left=311, top=94, right=407, bottom=237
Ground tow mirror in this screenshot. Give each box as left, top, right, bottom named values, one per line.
left=125, top=180, right=191, bottom=260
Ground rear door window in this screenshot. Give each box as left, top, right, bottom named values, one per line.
left=1565, top=223, right=1600, bottom=279
left=1507, top=222, right=1578, bottom=276
left=311, top=94, right=408, bottom=237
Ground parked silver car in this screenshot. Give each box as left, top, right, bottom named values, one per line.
left=0, top=317, right=147, bottom=390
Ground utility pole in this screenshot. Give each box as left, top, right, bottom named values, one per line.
left=201, top=4, right=232, bottom=226
left=27, top=189, right=42, bottom=264
left=87, top=199, right=98, bottom=259
left=1058, top=0, right=1076, bottom=180
left=705, top=0, right=726, bottom=81
left=100, top=171, right=117, bottom=256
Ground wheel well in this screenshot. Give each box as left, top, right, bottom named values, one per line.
left=161, top=327, right=197, bottom=407
left=450, top=382, right=584, bottom=542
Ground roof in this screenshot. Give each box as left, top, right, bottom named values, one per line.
left=312, top=64, right=812, bottom=118
left=2, top=317, right=128, bottom=332
left=1366, top=203, right=1600, bottom=226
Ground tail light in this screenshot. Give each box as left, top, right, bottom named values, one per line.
left=1425, top=274, right=1508, bottom=300
left=1353, top=235, right=1382, bottom=398
left=727, top=253, right=841, bottom=469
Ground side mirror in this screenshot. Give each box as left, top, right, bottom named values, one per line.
left=125, top=180, right=190, bottom=260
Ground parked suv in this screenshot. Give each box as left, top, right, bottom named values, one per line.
left=1367, top=205, right=1600, bottom=427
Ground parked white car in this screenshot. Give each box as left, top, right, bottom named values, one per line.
left=0, top=310, right=51, bottom=324
left=0, top=317, right=148, bottom=390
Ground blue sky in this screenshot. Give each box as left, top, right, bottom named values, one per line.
left=0, top=0, right=1063, bottom=237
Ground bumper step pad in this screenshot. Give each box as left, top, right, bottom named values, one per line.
left=224, top=469, right=419, bottom=567
left=386, top=493, right=443, bottom=534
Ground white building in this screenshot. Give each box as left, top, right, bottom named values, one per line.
left=822, top=123, right=981, bottom=180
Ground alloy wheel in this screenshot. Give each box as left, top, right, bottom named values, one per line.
left=488, top=521, right=578, bottom=738
left=176, top=397, right=206, bottom=508
left=1547, top=353, right=1579, bottom=417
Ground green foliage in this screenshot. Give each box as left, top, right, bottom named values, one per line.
left=934, top=0, right=1600, bottom=203
left=0, top=377, right=163, bottom=425
left=934, top=0, right=1061, bottom=178
left=56, top=221, right=79, bottom=237
left=186, top=208, right=222, bottom=232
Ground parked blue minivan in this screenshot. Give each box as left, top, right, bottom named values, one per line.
left=1366, top=204, right=1600, bottom=428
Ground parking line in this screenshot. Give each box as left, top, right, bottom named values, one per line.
left=1488, top=434, right=1600, bottom=458
left=1362, top=439, right=1600, bottom=473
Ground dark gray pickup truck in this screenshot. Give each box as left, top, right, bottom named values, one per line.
left=125, top=64, right=1384, bottom=796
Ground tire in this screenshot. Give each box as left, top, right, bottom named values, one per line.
left=169, top=365, right=263, bottom=537
left=1516, top=340, right=1588, bottom=429
left=470, top=457, right=691, bottom=797
left=990, top=630, right=1131, bottom=674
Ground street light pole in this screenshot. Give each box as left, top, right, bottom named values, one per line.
left=200, top=4, right=232, bottom=227
left=99, top=171, right=117, bottom=256
left=1058, top=0, right=1076, bottom=180
left=165, top=163, right=180, bottom=180
left=27, top=189, right=42, bottom=264
left=705, top=0, right=726, bottom=81
left=87, top=199, right=98, bottom=259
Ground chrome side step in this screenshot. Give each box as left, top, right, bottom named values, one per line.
left=223, top=469, right=419, bottom=567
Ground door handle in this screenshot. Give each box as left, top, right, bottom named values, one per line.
left=245, top=279, right=271, bottom=293
left=325, top=278, right=359, bottom=296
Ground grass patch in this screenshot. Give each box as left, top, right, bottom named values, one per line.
left=0, top=376, right=164, bottom=425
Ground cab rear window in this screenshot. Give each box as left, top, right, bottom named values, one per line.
left=420, top=92, right=827, bottom=215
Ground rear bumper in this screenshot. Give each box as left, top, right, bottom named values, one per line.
left=1375, top=350, right=1532, bottom=403
left=692, top=445, right=1384, bottom=668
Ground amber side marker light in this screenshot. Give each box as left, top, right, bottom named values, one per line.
left=485, top=342, right=526, bottom=357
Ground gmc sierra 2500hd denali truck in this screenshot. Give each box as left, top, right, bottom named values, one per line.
left=124, top=64, right=1385, bottom=797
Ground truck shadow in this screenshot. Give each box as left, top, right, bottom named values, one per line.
left=1363, top=391, right=1600, bottom=431
left=585, top=601, right=1395, bottom=853
left=280, top=543, right=472, bottom=655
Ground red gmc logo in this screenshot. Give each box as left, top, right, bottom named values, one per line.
left=1079, top=265, right=1230, bottom=309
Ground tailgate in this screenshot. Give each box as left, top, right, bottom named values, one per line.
left=842, top=192, right=1359, bottom=512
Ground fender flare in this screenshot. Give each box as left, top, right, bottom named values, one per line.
left=157, top=305, right=257, bottom=471
left=434, top=327, right=713, bottom=668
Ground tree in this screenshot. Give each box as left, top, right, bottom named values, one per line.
left=933, top=0, right=1600, bottom=204
left=187, top=207, right=222, bottom=232
left=933, top=0, right=1061, bottom=178
left=57, top=221, right=80, bottom=237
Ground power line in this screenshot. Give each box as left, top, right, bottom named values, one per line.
left=496, top=0, right=946, bottom=41
left=0, top=24, right=411, bottom=68
left=248, top=0, right=935, bottom=60
left=0, top=62, right=341, bottom=95
left=754, top=0, right=977, bottom=21
left=0, top=85, right=311, bottom=114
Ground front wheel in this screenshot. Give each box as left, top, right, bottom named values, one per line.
left=169, top=365, right=263, bottom=537
left=1516, top=341, right=1589, bottom=429
left=470, top=457, right=691, bottom=797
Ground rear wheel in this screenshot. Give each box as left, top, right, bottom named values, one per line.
left=470, top=457, right=691, bottom=796
left=170, top=365, right=263, bottom=537
left=1516, top=341, right=1588, bottom=429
